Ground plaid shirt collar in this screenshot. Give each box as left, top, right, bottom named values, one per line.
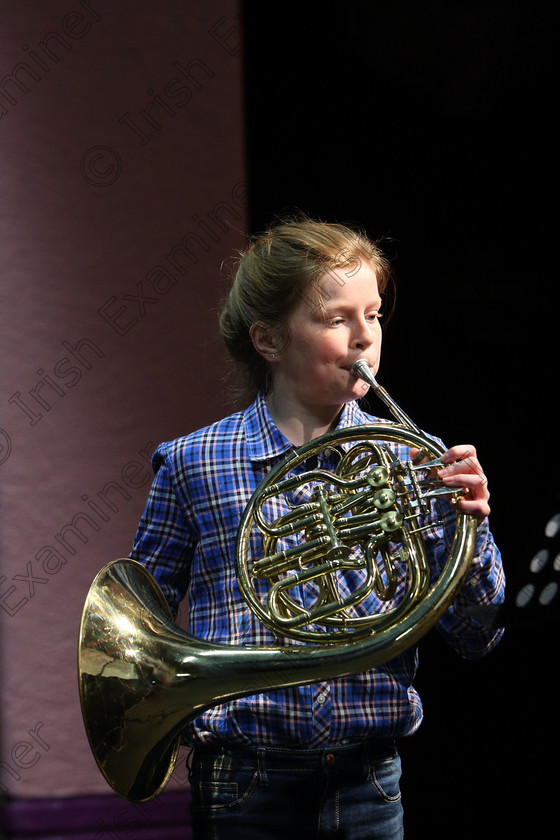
left=243, top=392, right=373, bottom=463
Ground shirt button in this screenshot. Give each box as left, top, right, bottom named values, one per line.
left=317, top=692, right=327, bottom=705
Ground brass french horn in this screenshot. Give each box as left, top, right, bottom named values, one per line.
left=78, top=361, right=477, bottom=802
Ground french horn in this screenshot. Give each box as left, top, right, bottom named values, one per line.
left=78, top=360, right=477, bottom=802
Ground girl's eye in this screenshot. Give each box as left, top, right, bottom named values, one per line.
left=326, top=311, right=382, bottom=326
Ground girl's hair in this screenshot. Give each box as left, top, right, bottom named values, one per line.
left=219, top=214, right=394, bottom=399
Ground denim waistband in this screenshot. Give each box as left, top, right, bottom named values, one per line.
left=193, top=739, right=397, bottom=774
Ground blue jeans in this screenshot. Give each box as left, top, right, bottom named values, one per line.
left=189, top=741, right=404, bottom=839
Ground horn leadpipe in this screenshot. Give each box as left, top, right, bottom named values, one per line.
left=351, top=359, right=422, bottom=436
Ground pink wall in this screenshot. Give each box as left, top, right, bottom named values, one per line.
left=1, top=0, right=246, bottom=799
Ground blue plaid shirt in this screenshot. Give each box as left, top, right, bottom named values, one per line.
left=130, top=392, right=505, bottom=749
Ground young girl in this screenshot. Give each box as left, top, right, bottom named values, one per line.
left=130, top=216, right=505, bottom=839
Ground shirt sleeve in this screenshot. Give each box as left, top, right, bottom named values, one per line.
left=431, top=504, right=506, bottom=659
left=129, top=443, right=198, bottom=618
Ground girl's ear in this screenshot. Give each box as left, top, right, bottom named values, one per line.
left=249, top=322, right=278, bottom=360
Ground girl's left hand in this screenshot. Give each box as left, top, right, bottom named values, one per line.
left=438, top=444, right=490, bottom=522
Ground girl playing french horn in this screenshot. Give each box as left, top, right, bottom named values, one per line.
left=130, top=215, right=505, bottom=839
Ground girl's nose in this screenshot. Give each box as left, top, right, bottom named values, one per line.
left=352, top=318, right=373, bottom=349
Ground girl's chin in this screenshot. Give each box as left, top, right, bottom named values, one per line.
left=337, top=383, right=370, bottom=404
left=349, top=376, right=371, bottom=395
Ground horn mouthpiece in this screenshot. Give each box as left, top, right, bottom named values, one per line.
left=351, top=358, right=377, bottom=388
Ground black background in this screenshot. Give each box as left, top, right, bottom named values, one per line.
left=242, top=2, right=558, bottom=836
